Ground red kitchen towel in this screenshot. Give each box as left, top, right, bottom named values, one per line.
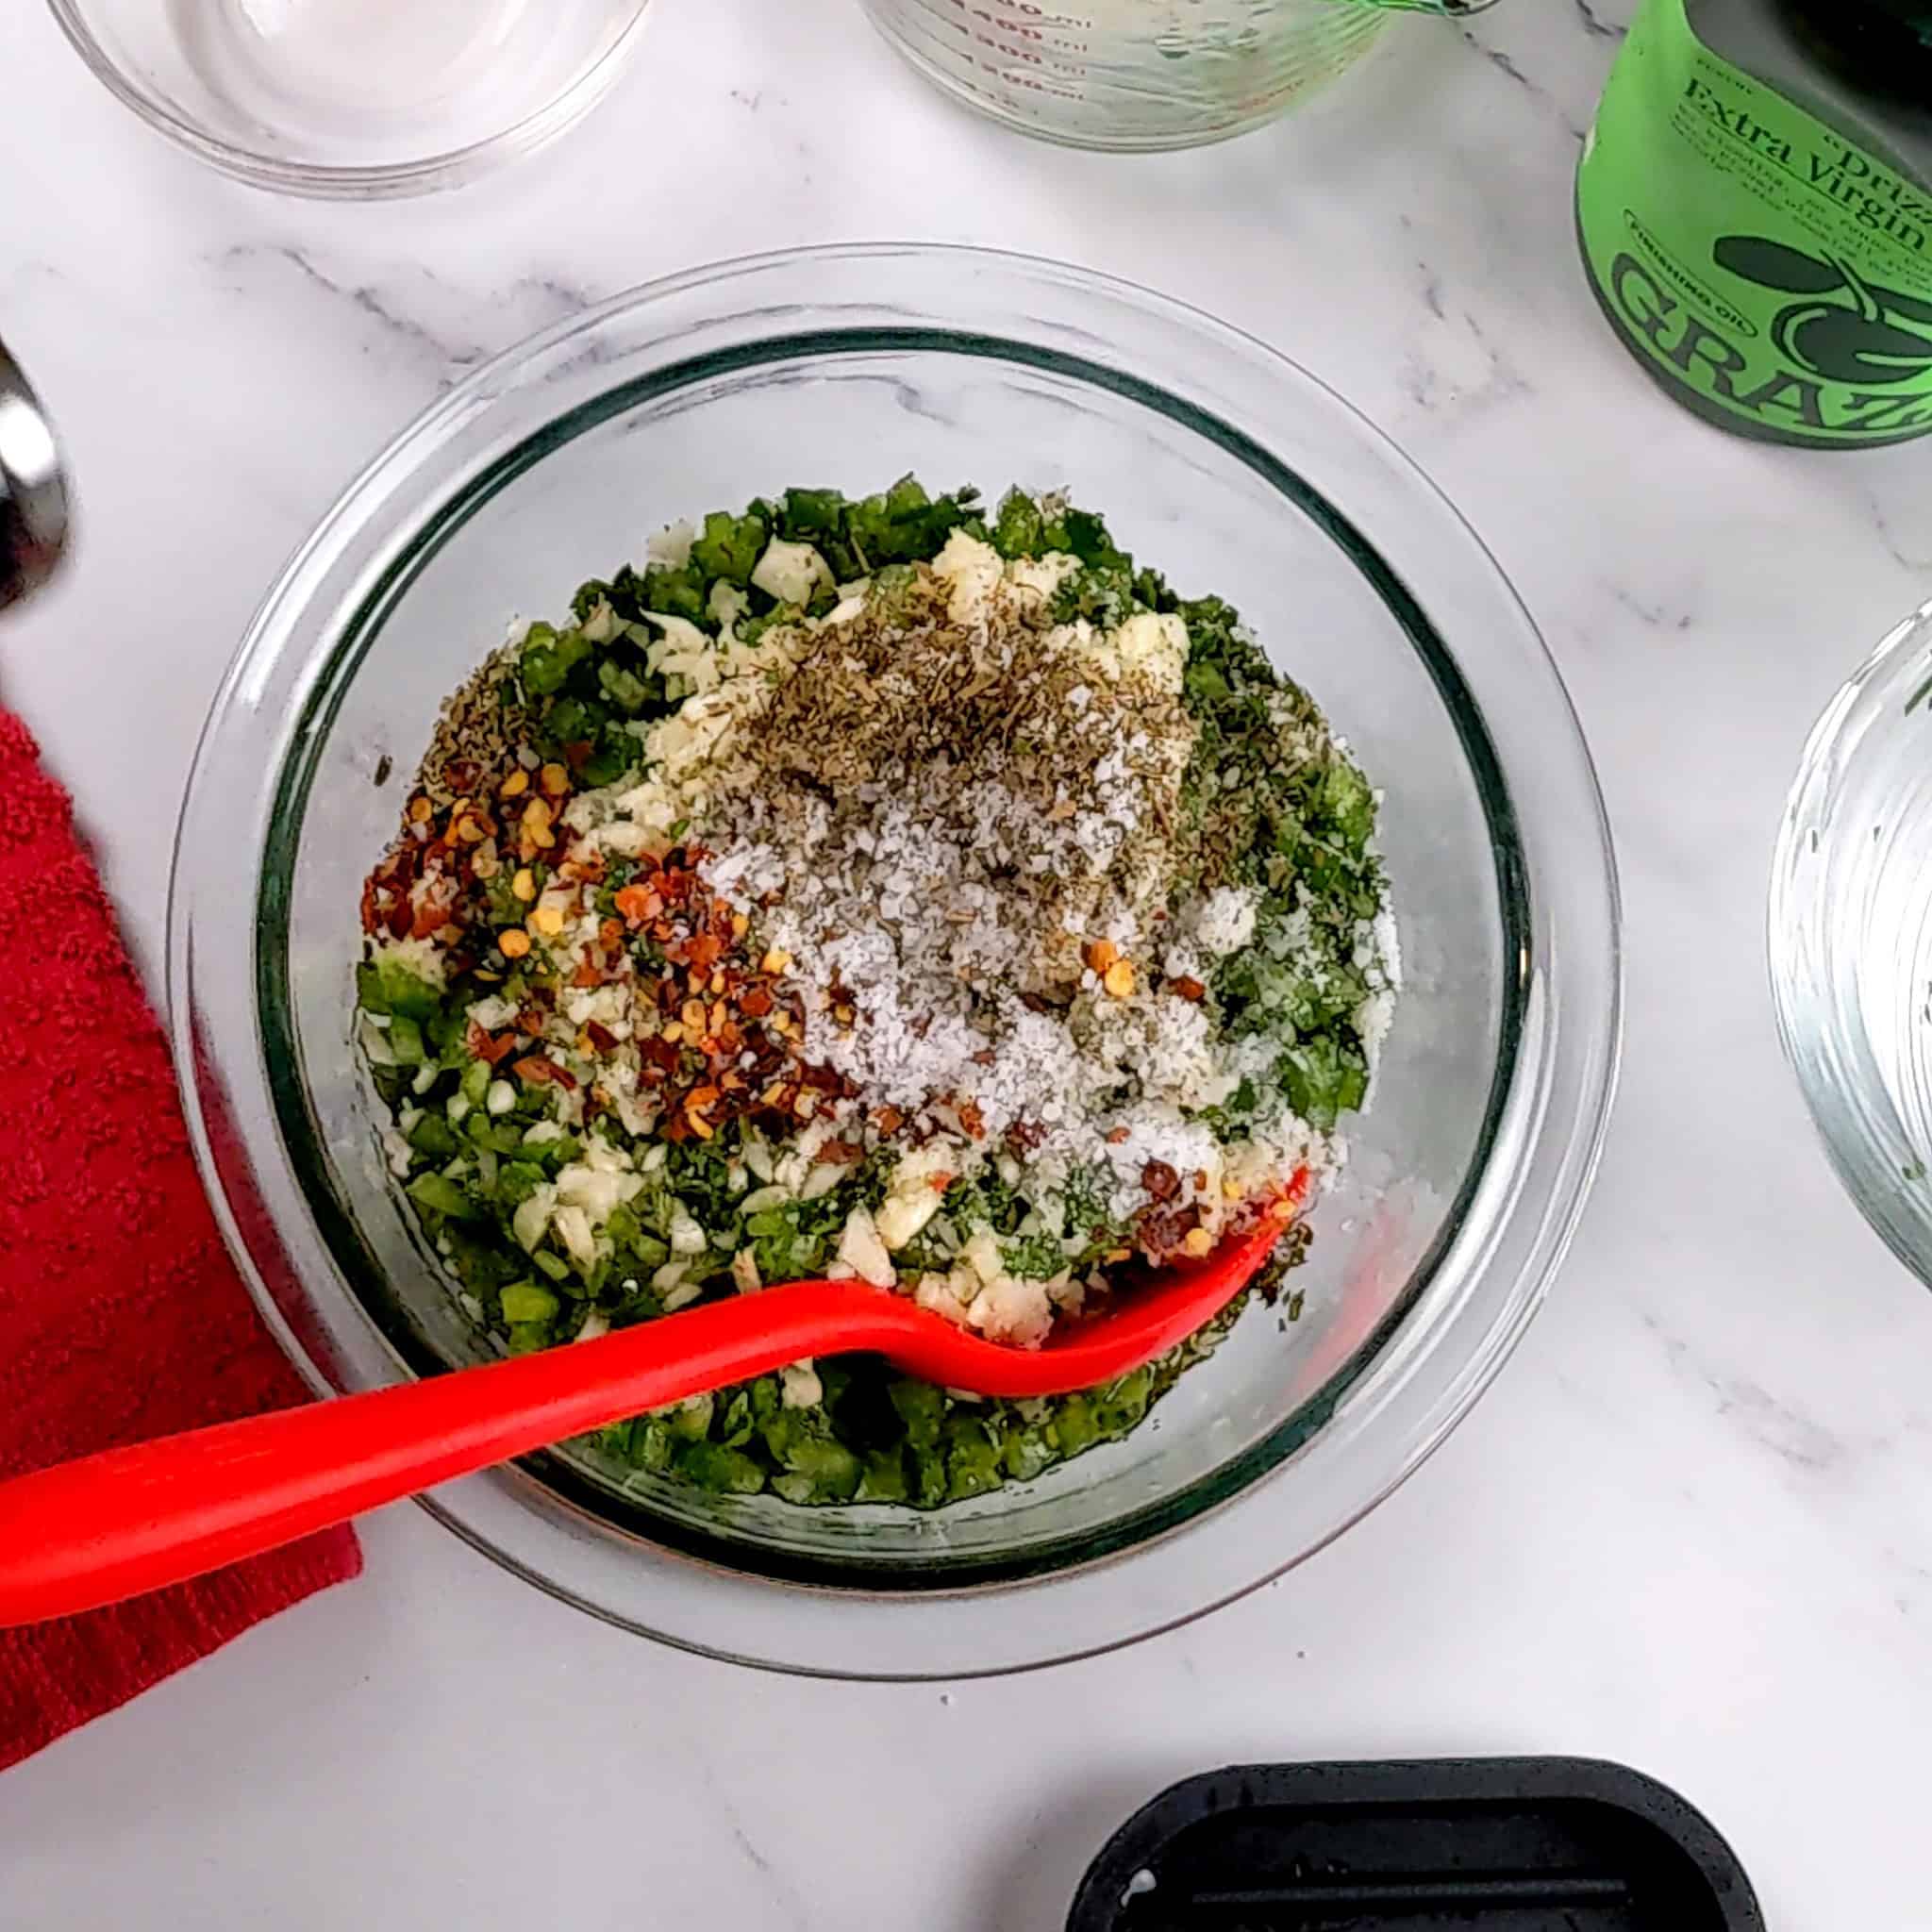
left=0, top=709, right=360, bottom=1774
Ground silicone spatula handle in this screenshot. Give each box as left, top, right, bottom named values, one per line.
left=0, top=1280, right=893, bottom=1628
left=0, top=1196, right=1300, bottom=1628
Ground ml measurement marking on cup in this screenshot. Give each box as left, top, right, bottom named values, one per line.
left=872, top=0, right=1391, bottom=145
left=940, top=0, right=1091, bottom=103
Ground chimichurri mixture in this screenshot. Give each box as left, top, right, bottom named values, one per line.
left=356, top=480, right=1397, bottom=1507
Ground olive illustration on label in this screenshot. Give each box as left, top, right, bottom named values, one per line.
left=1714, top=235, right=1932, bottom=387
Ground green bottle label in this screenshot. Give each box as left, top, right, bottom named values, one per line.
left=1577, top=0, right=1932, bottom=445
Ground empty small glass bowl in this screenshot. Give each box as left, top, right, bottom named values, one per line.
left=46, top=0, right=653, bottom=197
left=172, top=245, right=1620, bottom=1675
left=1773, top=597, right=1932, bottom=1285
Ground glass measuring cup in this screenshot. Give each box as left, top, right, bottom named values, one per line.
left=864, top=0, right=1492, bottom=151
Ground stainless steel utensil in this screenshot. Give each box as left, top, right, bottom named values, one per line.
left=0, top=341, right=68, bottom=611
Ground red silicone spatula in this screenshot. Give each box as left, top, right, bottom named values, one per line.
left=0, top=1198, right=1298, bottom=1627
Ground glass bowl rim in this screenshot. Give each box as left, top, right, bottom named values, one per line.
left=172, top=242, right=1623, bottom=1667
left=43, top=0, right=654, bottom=198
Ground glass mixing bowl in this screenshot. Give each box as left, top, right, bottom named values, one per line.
left=172, top=244, right=1620, bottom=1676
left=1773, top=597, right=1932, bottom=1286
left=47, top=0, right=652, bottom=197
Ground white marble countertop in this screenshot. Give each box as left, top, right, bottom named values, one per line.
left=4, top=1, right=1932, bottom=1924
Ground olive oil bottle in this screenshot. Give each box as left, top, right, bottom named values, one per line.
left=1577, top=0, right=1932, bottom=447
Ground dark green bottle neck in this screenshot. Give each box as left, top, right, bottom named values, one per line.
left=1778, top=0, right=1932, bottom=106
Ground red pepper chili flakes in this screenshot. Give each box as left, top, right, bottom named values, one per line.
left=1141, top=1158, right=1181, bottom=1201
left=364, top=800, right=881, bottom=1148
left=467, top=1023, right=517, bottom=1067
left=1139, top=1200, right=1204, bottom=1257
left=554, top=847, right=856, bottom=1141
left=363, top=775, right=526, bottom=941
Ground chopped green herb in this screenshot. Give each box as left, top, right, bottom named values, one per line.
left=357, top=480, right=1384, bottom=1511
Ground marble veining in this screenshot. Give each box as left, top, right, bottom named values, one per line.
left=213, top=242, right=609, bottom=378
